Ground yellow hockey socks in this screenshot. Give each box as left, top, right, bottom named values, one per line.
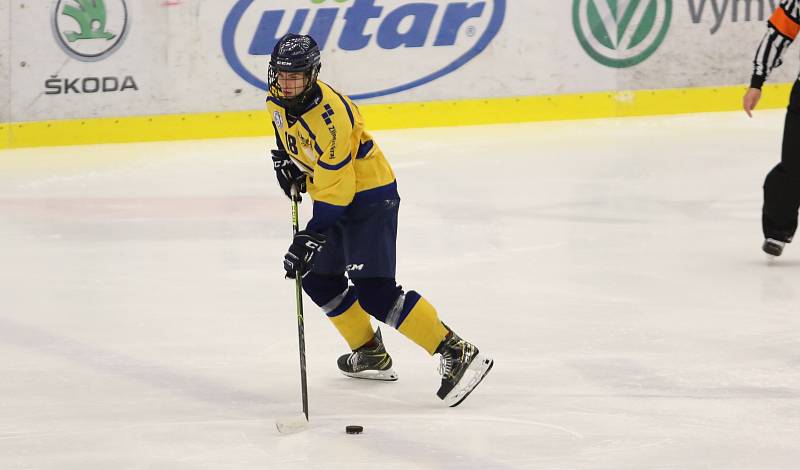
left=327, top=291, right=375, bottom=350
left=394, top=291, right=448, bottom=355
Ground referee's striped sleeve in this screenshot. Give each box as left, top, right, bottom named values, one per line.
left=751, top=0, right=800, bottom=88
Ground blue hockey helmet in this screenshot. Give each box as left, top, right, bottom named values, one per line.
left=268, top=34, right=321, bottom=110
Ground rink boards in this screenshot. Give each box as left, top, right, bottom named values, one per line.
left=1, top=0, right=798, bottom=148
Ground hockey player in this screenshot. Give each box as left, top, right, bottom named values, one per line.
left=744, top=0, right=800, bottom=257
left=266, top=34, right=493, bottom=407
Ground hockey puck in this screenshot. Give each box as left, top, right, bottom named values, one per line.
left=345, top=425, right=363, bottom=434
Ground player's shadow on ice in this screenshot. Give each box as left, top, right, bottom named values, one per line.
left=745, top=258, right=800, bottom=267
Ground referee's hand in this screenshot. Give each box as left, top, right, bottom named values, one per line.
left=743, top=88, right=762, bottom=118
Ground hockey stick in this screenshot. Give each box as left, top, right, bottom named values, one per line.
left=276, top=184, right=310, bottom=434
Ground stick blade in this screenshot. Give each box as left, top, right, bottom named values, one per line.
left=275, top=413, right=309, bottom=435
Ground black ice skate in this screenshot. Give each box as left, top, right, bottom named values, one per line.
left=337, top=328, right=398, bottom=381
left=435, top=329, right=493, bottom=407
left=763, top=238, right=786, bottom=257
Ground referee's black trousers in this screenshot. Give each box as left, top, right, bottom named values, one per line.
left=763, top=79, right=800, bottom=242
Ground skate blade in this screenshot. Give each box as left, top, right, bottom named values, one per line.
left=275, top=413, right=309, bottom=434
left=763, top=241, right=785, bottom=258
left=341, top=368, right=398, bottom=381
left=444, top=354, right=494, bottom=407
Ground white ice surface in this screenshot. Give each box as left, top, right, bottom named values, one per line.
left=0, top=111, right=798, bottom=469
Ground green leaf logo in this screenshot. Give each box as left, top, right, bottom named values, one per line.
left=52, top=0, right=130, bottom=61
left=573, top=0, right=672, bottom=68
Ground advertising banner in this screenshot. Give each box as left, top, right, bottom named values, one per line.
left=6, top=0, right=156, bottom=122
left=1, top=0, right=10, bottom=123
left=2, top=0, right=798, bottom=123
left=609, top=0, right=799, bottom=90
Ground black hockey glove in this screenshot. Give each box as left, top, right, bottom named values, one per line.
left=284, top=230, right=327, bottom=279
left=271, top=149, right=306, bottom=199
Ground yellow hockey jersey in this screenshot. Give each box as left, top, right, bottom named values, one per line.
left=267, top=81, right=398, bottom=231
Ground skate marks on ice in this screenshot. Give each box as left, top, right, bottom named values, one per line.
left=567, top=357, right=800, bottom=400
left=319, top=412, right=583, bottom=438
left=401, top=240, right=570, bottom=273
left=760, top=268, right=798, bottom=300
left=271, top=412, right=584, bottom=469
left=0, top=317, right=276, bottom=411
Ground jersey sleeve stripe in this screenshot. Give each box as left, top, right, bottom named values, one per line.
left=356, top=140, right=374, bottom=159
left=298, top=117, right=324, bottom=156
left=330, top=89, right=355, bottom=127
left=317, top=155, right=352, bottom=171
left=272, top=122, right=286, bottom=152
left=770, top=6, right=800, bottom=39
